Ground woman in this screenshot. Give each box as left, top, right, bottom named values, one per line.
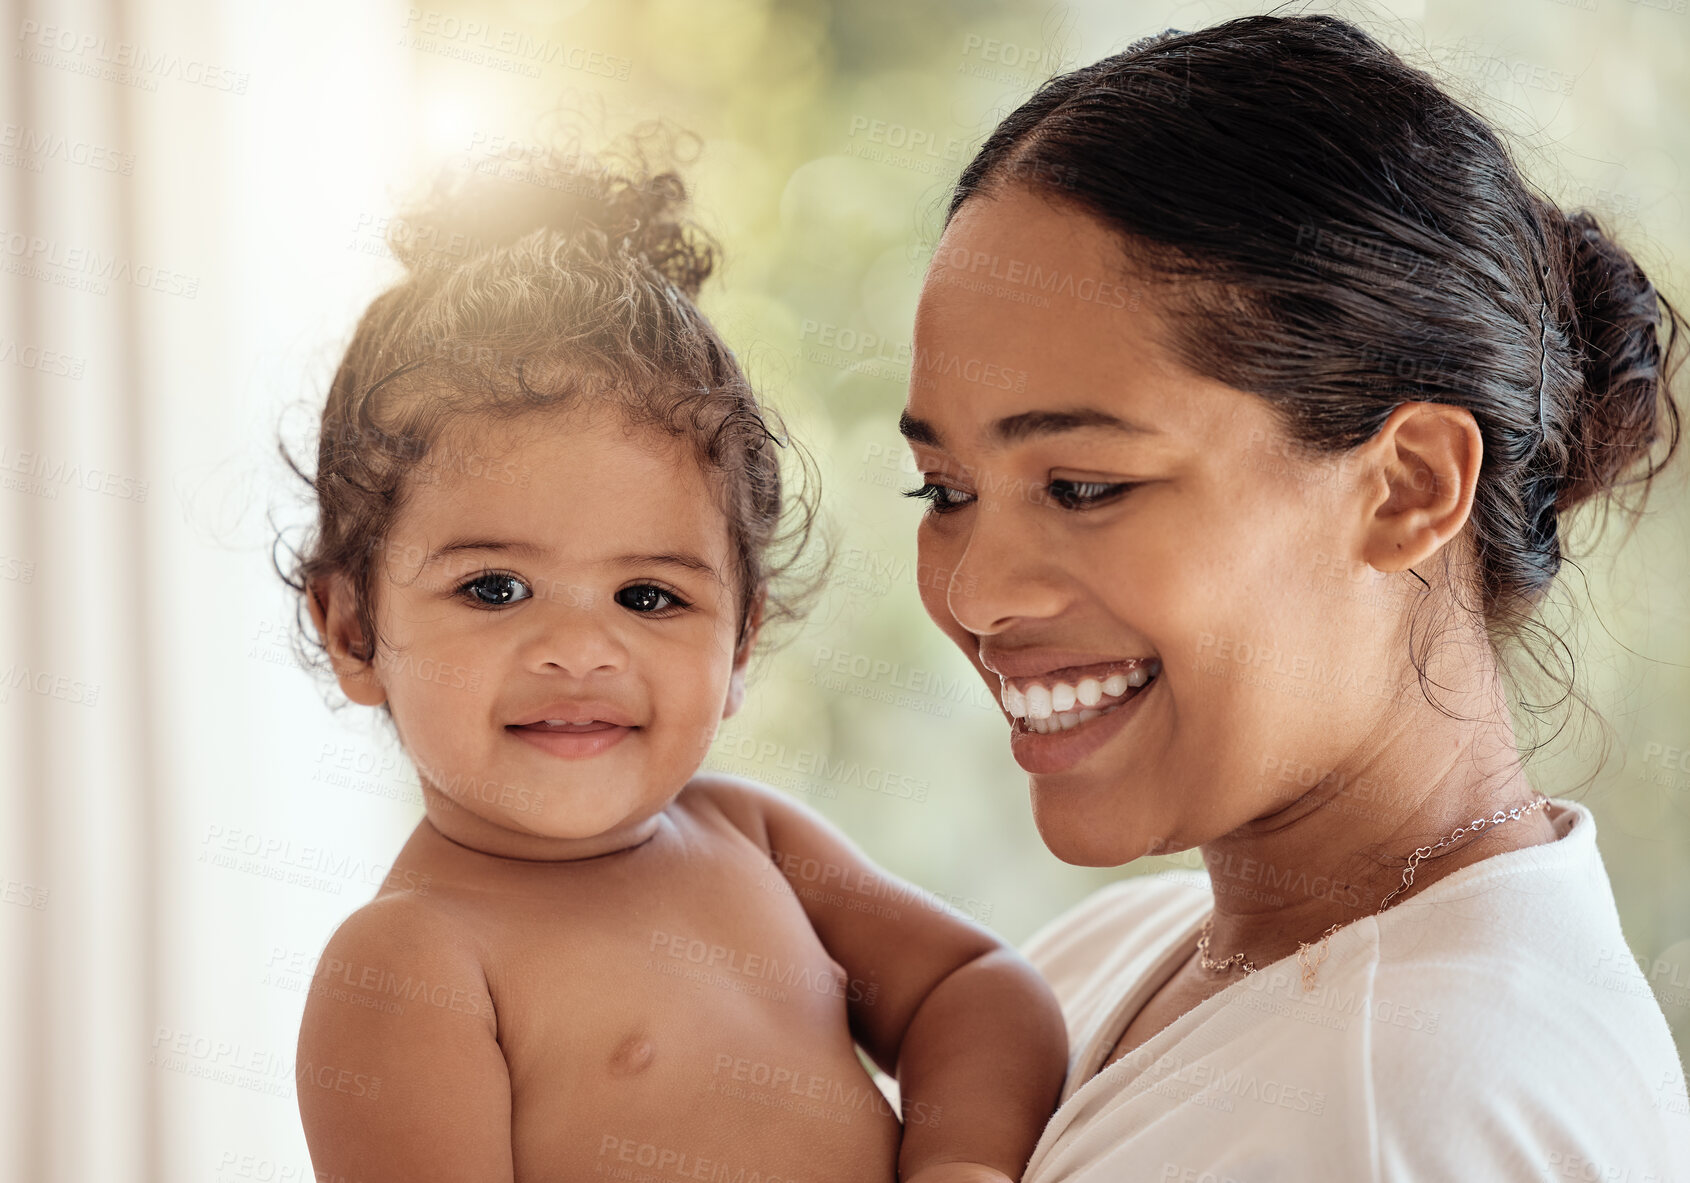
left=899, top=15, right=1690, bottom=1181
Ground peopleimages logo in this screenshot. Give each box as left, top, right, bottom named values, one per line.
left=931, top=246, right=1138, bottom=311
left=647, top=929, right=881, bottom=1006
left=710, top=1052, right=942, bottom=1127
left=0, top=336, right=85, bottom=379
left=712, top=728, right=930, bottom=803
left=14, top=20, right=251, bottom=93
left=809, top=646, right=999, bottom=714
left=0, top=230, right=199, bottom=298
left=0, top=445, right=147, bottom=501
left=197, top=824, right=432, bottom=897
left=0, top=662, right=99, bottom=707
left=399, top=9, right=632, bottom=80
left=0, top=123, right=135, bottom=174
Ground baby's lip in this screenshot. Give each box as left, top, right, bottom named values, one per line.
left=507, top=700, right=639, bottom=729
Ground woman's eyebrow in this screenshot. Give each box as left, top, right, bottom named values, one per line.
left=898, top=408, right=944, bottom=447
left=898, top=406, right=1160, bottom=448
left=992, top=409, right=1161, bottom=442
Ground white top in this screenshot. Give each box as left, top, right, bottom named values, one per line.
left=1019, top=798, right=1690, bottom=1182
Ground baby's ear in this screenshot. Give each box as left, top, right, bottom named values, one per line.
left=306, top=574, right=388, bottom=708
left=721, top=589, right=767, bottom=719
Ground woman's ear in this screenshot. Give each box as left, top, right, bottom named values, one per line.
left=306, top=574, right=388, bottom=707
left=721, top=589, right=767, bottom=719
left=1355, top=402, right=1483, bottom=574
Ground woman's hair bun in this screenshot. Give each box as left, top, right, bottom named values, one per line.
left=1544, top=204, right=1683, bottom=513
left=387, top=120, right=717, bottom=300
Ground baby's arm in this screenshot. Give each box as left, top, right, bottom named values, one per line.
left=295, top=893, right=513, bottom=1183
left=699, top=775, right=1068, bottom=1183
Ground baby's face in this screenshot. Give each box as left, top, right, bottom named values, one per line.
left=341, top=406, right=747, bottom=857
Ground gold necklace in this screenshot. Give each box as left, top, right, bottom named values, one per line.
left=1195, top=794, right=1550, bottom=990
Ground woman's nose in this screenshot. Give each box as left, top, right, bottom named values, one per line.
left=945, top=500, right=1072, bottom=635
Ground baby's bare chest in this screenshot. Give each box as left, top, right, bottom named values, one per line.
left=447, top=843, right=901, bottom=1180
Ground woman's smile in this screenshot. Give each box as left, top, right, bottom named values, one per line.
left=998, top=657, right=1162, bottom=728
left=1006, top=666, right=1162, bottom=774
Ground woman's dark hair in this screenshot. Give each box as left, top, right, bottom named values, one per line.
left=948, top=13, right=1684, bottom=749
left=276, top=123, right=828, bottom=698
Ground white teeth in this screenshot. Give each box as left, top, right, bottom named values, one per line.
left=1004, top=661, right=1161, bottom=733
left=1001, top=682, right=1028, bottom=719
left=543, top=719, right=567, bottom=726
left=1029, top=707, right=1104, bottom=734
left=1025, top=684, right=1053, bottom=721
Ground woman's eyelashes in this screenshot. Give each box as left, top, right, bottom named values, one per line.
left=1044, top=478, right=1136, bottom=510
left=902, top=481, right=974, bottom=514
left=452, top=572, right=692, bottom=615
left=902, top=476, right=1136, bottom=515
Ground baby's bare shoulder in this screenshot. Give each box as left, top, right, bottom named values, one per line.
left=310, top=889, right=496, bottom=1034
left=674, top=771, right=791, bottom=850
left=326, top=887, right=481, bottom=958
left=297, top=882, right=511, bottom=1180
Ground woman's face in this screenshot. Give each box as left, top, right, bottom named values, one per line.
left=903, top=188, right=1416, bottom=867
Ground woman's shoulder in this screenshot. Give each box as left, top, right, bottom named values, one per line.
left=1356, top=798, right=1690, bottom=1177
left=1367, top=797, right=1657, bottom=1000
left=1360, top=938, right=1690, bottom=1180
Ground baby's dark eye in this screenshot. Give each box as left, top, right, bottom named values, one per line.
left=456, top=572, right=532, bottom=608
left=616, top=584, right=689, bottom=614
left=1045, top=479, right=1135, bottom=510
left=901, top=482, right=974, bottom=515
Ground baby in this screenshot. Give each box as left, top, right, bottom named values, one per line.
left=285, top=139, right=1067, bottom=1183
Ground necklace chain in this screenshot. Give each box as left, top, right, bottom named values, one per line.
left=1194, top=794, right=1550, bottom=989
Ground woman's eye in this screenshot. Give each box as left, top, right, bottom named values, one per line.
left=1045, top=479, right=1135, bottom=510
left=456, top=572, right=532, bottom=608
left=901, top=482, right=975, bottom=515
left=616, top=584, right=690, bottom=614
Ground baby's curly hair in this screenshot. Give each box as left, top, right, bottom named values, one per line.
left=275, top=122, right=827, bottom=693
